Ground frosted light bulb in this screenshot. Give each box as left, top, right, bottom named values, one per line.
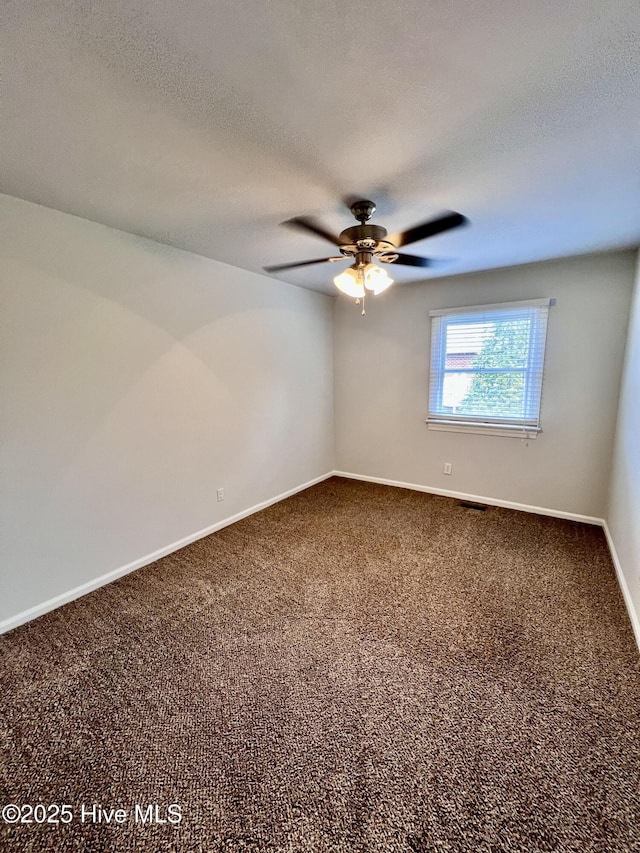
left=363, top=263, right=393, bottom=295
left=333, top=266, right=365, bottom=298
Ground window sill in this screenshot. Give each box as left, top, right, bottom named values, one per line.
left=426, top=420, right=541, bottom=439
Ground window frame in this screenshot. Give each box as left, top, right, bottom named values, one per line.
left=427, top=298, right=552, bottom=438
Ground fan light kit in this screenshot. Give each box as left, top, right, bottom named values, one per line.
left=334, top=262, right=394, bottom=298
left=264, top=199, right=468, bottom=314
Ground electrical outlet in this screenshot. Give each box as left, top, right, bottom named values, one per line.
left=443, top=463, right=452, bottom=475
left=217, top=487, right=224, bottom=502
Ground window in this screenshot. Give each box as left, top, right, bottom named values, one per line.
left=428, top=298, right=551, bottom=438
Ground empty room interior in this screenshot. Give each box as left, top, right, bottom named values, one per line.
left=1, top=2, right=640, bottom=852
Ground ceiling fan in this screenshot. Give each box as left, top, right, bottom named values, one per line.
left=264, top=199, right=468, bottom=312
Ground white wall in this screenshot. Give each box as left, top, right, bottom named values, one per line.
left=334, top=251, right=636, bottom=519
left=0, top=195, right=334, bottom=627
left=607, top=252, right=640, bottom=640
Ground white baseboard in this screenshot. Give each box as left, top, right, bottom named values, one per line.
left=0, top=472, right=334, bottom=635
left=332, top=470, right=604, bottom=525
left=601, top=521, right=640, bottom=652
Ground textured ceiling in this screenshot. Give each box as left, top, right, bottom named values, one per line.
left=3, top=1, right=640, bottom=294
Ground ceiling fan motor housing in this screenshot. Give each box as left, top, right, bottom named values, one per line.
left=339, top=224, right=388, bottom=246
left=339, top=223, right=396, bottom=266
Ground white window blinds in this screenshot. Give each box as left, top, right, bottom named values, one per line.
left=428, top=299, right=551, bottom=431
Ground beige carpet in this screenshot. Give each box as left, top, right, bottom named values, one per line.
left=1, top=477, right=639, bottom=852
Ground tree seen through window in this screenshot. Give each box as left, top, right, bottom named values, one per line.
left=454, top=318, right=531, bottom=419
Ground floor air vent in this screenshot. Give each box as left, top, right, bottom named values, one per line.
left=459, top=501, right=487, bottom=511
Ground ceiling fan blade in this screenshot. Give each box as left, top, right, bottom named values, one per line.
left=387, top=211, right=468, bottom=249
left=283, top=216, right=343, bottom=246
left=387, top=253, right=434, bottom=268
left=263, top=257, right=342, bottom=273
